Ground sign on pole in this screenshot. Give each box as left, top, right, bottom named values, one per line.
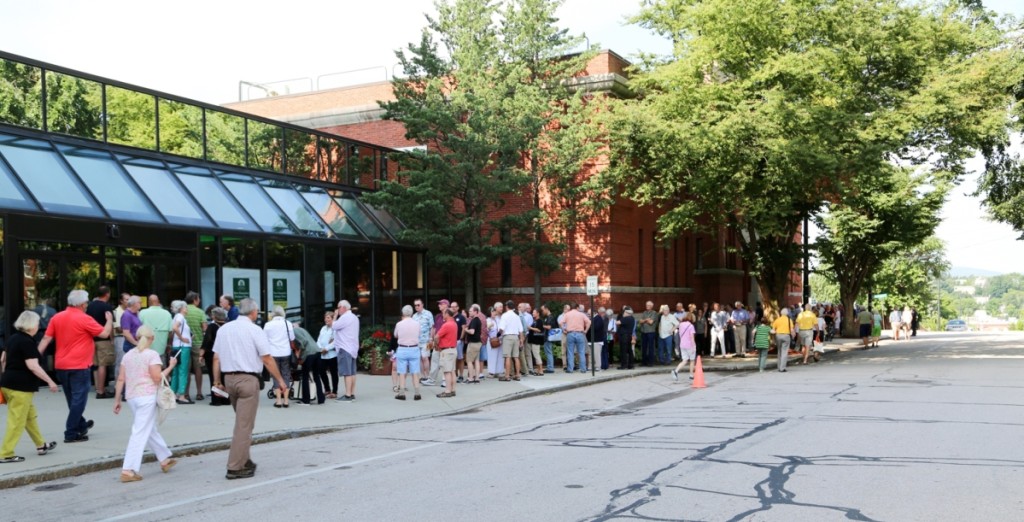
left=586, top=275, right=599, bottom=296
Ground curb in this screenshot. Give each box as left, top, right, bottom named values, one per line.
left=0, top=367, right=667, bottom=489
left=0, top=343, right=871, bottom=490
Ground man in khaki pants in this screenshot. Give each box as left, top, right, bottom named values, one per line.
left=212, top=298, right=287, bottom=480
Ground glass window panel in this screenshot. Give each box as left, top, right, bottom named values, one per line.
left=57, top=145, right=163, bottom=223
left=207, top=110, right=245, bottom=167
left=332, top=191, right=388, bottom=241
left=200, top=235, right=218, bottom=310
left=121, top=163, right=210, bottom=227
left=175, top=169, right=259, bottom=232
left=106, top=86, right=156, bottom=150
left=267, top=241, right=303, bottom=320
left=219, top=172, right=294, bottom=235
left=247, top=119, right=282, bottom=172
left=284, top=128, right=317, bottom=178
left=0, top=135, right=102, bottom=216
left=0, top=58, right=43, bottom=129
left=318, top=137, right=346, bottom=184
left=157, top=99, right=203, bottom=159
left=221, top=237, right=262, bottom=318
left=44, top=72, right=102, bottom=140
left=350, top=145, right=376, bottom=189
left=363, top=203, right=405, bottom=239
left=0, top=153, right=37, bottom=211
left=258, top=180, right=330, bottom=238
left=341, top=246, right=372, bottom=319
left=295, top=185, right=365, bottom=240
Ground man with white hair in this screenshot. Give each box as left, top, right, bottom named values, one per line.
left=211, top=298, right=288, bottom=479
left=38, top=289, right=113, bottom=443
left=393, top=305, right=422, bottom=400
left=333, top=300, right=360, bottom=402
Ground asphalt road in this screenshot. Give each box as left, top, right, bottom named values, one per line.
left=3, top=331, right=1022, bottom=522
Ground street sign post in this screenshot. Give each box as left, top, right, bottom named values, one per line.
left=587, top=276, right=598, bottom=376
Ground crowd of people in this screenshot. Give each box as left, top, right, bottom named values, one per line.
left=0, top=286, right=920, bottom=480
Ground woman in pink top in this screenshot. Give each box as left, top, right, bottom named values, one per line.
left=113, top=325, right=178, bottom=483
left=672, top=313, right=697, bottom=381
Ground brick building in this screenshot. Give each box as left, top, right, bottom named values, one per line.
left=226, top=50, right=803, bottom=311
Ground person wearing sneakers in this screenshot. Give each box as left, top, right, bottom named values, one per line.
left=753, top=317, right=773, bottom=372
left=435, top=309, right=458, bottom=398
left=38, top=289, right=113, bottom=444
left=772, top=308, right=795, bottom=372
left=796, top=305, right=818, bottom=365
left=1, top=311, right=60, bottom=464
left=393, top=305, right=422, bottom=401
left=113, top=325, right=179, bottom=482
left=211, top=298, right=288, bottom=480
left=671, top=312, right=697, bottom=382
left=332, top=300, right=360, bottom=402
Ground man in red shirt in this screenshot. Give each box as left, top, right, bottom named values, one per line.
left=435, top=309, right=458, bottom=398
left=38, top=289, right=113, bottom=443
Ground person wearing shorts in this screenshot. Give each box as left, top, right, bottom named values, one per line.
left=858, top=308, right=874, bottom=349
left=435, top=309, right=458, bottom=398
left=497, top=300, right=523, bottom=381
left=332, top=300, right=359, bottom=402
left=392, top=305, right=422, bottom=401
left=464, top=304, right=484, bottom=383
left=671, top=313, right=697, bottom=381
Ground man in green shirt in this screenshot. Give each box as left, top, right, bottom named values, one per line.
left=185, top=291, right=207, bottom=401
left=139, top=294, right=172, bottom=357
left=857, top=307, right=873, bottom=349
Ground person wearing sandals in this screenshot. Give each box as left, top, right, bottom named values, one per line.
left=671, top=313, right=696, bottom=382
left=113, top=325, right=179, bottom=482
left=1, top=311, right=60, bottom=464
left=392, top=305, right=422, bottom=401
left=169, top=301, right=193, bottom=405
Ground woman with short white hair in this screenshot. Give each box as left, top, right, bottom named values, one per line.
left=113, top=325, right=178, bottom=482
left=0, top=311, right=60, bottom=463
left=169, top=300, right=192, bottom=404
left=263, top=305, right=294, bottom=407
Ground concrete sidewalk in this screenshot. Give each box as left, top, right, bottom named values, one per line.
left=0, top=335, right=873, bottom=488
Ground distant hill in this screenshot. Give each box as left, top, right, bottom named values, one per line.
left=948, top=266, right=1003, bottom=277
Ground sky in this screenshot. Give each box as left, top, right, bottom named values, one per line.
left=1, top=0, right=1022, bottom=274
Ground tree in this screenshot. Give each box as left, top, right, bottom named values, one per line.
left=872, top=236, right=950, bottom=311
left=815, top=167, right=949, bottom=336
left=498, top=0, right=609, bottom=306
left=363, top=0, right=606, bottom=305
left=363, top=0, right=530, bottom=305
left=605, top=0, right=1022, bottom=317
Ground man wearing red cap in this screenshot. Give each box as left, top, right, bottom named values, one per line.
left=421, top=299, right=449, bottom=387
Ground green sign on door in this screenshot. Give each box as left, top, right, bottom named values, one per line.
left=233, top=278, right=250, bottom=300
left=273, top=278, right=287, bottom=308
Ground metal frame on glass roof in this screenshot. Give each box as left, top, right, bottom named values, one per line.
left=0, top=125, right=406, bottom=247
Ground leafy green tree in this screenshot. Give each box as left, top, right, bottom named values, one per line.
left=815, top=168, right=949, bottom=336
left=364, top=0, right=606, bottom=305
left=606, top=0, right=1022, bottom=317
left=872, top=236, right=950, bottom=311
left=496, top=0, right=608, bottom=305
left=363, top=0, right=530, bottom=304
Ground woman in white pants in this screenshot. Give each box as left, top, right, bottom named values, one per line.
left=113, top=325, right=178, bottom=483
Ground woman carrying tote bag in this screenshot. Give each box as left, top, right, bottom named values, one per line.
left=113, top=325, right=178, bottom=483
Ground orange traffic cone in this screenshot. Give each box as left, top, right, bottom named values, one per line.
left=692, top=356, right=707, bottom=389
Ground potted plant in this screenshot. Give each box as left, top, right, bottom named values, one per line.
left=358, top=326, right=393, bottom=375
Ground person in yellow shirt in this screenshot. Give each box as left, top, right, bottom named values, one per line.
left=771, top=309, right=794, bottom=372
left=796, top=306, right=818, bottom=365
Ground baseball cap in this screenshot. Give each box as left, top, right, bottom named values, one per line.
left=437, top=299, right=450, bottom=306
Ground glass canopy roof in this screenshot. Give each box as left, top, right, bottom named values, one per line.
left=0, top=129, right=403, bottom=245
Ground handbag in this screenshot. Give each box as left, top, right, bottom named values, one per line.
left=489, top=337, right=501, bottom=348
left=156, top=375, right=177, bottom=424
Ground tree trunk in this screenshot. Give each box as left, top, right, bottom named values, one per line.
left=464, top=271, right=475, bottom=311
left=533, top=270, right=542, bottom=310
left=841, top=294, right=858, bottom=338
